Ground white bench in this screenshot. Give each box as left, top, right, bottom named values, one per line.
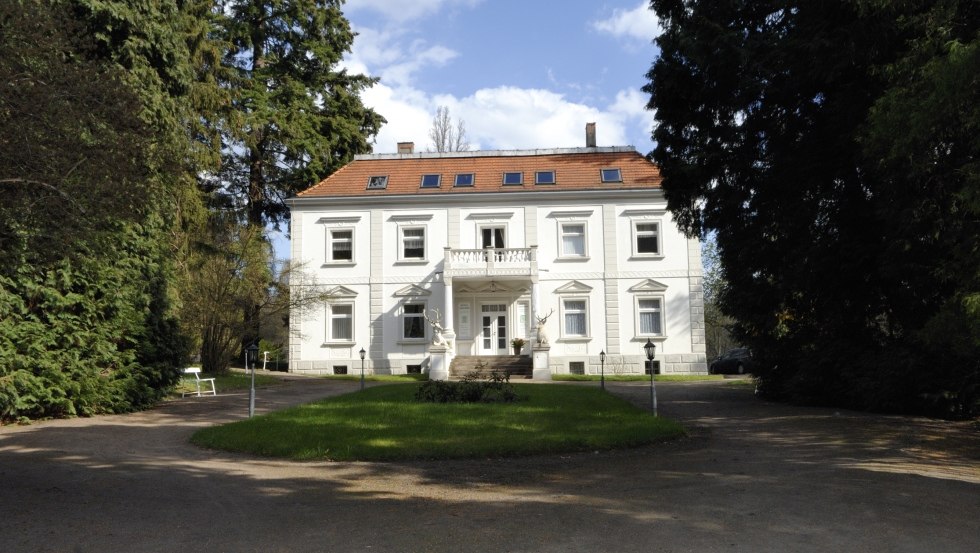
left=182, top=368, right=216, bottom=397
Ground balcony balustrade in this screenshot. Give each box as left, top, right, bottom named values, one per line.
left=444, top=246, right=538, bottom=278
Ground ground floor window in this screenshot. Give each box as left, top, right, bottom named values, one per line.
left=326, top=303, right=353, bottom=342
left=569, top=361, right=585, bottom=375
left=402, top=303, right=426, bottom=339
left=636, top=297, right=664, bottom=337
left=333, top=365, right=348, bottom=375
left=562, top=299, right=588, bottom=338
left=644, top=360, right=661, bottom=375
left=406, top=364, right=422, bottom=374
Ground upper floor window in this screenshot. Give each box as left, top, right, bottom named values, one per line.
left=454, top=173, right=475, bottom=187
left=327, top=229, right=353, bottom=262
left=367, top=175, right=388, bottom=189
left=535, top=170, right=556, bottom=185
left=633, top=222, right=660, bottom=256
left=559, top=222, right=587, bottom=258
left=420, top=174, right=441, bottom=188
left=503, top=172, right=523, bottom=185
left=601, top=168, right=622, bottom=183
left=400, top=226, right=426, bottom=260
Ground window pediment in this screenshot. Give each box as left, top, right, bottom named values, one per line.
left=628, top=279, right=668, bottom=293
left=393, top=284, right=432, bottom=297
left=324, top=286, right=358, bottom=299
left=554, top=280, right=593, bottom=294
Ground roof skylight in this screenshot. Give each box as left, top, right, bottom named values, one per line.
left=601, top=168, right=622, bottom=183
left=367, top=175, right=388, bottom=189
left=454, top=173, right=475, bottom=187
left=535, top=171, right=556, bottom=185
left=420, top=174, right=441, bottom=188
left=503, top=172, right=523, bottom=185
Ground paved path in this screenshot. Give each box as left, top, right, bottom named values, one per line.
left=1, top=375, right=977, bottom=552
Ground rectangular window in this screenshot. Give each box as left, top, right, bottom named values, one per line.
left=502, top=172, right=523, bottom=185
left=563, top=300, right=587, bottom=337
left=326, top=303, right=353, bottom=342
left=402, top=303, right=426, bottom=339
left=367, top=175, right=388, bottom=189
left=328, top=229, right=353, bottom=262
left=401, top=227, right=426, bottom=260
left=333, top=365, right=348, bottom=375
left=535, top=170, right=556, bottom=185
left=560, top=223, right=586, bottom=257
left=634, top=222, right=660, bottom=255
left=601, top=168, right=622, bottom=183
left=480, top=226, right=506, bottom=249
left=569, top=361, right=585, bottom=375
left=644, top=360, right=661, bottom=375
left=638, top=298, right=663, bottom=336
left=420, top=174, right=441, bottom=188
left=406, top=364, right=422, bottom=374
left=454, top=173, right=474, bottom=187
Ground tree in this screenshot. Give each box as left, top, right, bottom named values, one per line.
left=645, top=0, right=979, bottom=416
left=428, top=106, right=470, bottom=152
left=217, top=0, right=385, bottom=227
left=701, top=235, right=736, bottom=360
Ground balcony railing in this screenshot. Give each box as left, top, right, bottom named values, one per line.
left=444, top=246, right=538, bottom=278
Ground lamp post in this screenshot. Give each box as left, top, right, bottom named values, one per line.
left=359, top=348, right=366, bottom=391
left=246, top=342, right=259, bottom=418
left=599, top=350, right=606, bottom=390
left=644, top=339, right=657, bottom=416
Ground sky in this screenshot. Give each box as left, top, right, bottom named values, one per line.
left=341, top=0, right=662, bottom=154
left=274, top=0, right=663, bottom=259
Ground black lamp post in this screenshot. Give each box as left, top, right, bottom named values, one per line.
left=246, top=342, right=259, bottom=417
left=599, top=350, right=606, bottom=390
left=359, top=348, right=366, bottom=391
left=644, top=339, right=657, bottom=416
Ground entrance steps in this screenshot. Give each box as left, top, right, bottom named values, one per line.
left=449, top=355, right=533, bottom=380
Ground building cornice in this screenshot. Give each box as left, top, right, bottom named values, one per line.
left=288, top=187, right=664, bottom=209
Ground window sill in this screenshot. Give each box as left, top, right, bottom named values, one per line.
left=632, top=335, right=667, bottom=342
left=555, top=256, right=590, bottom=262
left=628, top=254, right=664, bottom=261
left=321, top=341, right=356, bottom=347
left=397, top=339, right=427, bottom=345
left=394, top=260, right=428, bottom=265
left=557, top=336, right=592, bottom=343
left=322, top=261, right=356, bottom=267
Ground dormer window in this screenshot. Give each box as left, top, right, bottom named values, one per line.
left=535, top=171, right=556, bottom=185
left=502, top=172, right=523, bottom=185
left=601, top=168, right=622, bottom=183
left=367, top=175, right=388, bottom=189
left=454, top=173, right=475, bottom=187
left=420, top=174, right=441, bottom=188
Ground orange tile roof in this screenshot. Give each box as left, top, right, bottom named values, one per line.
left=297, top=147, right=661, bottom=198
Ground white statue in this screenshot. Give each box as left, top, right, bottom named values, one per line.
left=535, top=308, right=554, bottom=346
left=423, top=308, right=451, bottom=349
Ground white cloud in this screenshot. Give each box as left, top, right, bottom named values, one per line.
left=345, top=0, right=483, bottom=23
left=593, top=2, right=662, bottom=42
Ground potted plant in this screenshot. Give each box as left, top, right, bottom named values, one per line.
left=511, top=337, right=526, bottom=356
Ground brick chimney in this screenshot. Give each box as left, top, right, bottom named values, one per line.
left=585, top=122, right=596, bottom=148
left=397, top=141, right=415, bottom=154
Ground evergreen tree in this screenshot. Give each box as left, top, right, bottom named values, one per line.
left=217, top=0, right=385, bottom=227
left=646, top=0, right=979, bottom=416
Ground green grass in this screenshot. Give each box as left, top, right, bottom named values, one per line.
left=190, top=383, right=685, bottom=461
left=552, top=374, right=724, bottom=382
left=175, top=372, right=280, bottom=396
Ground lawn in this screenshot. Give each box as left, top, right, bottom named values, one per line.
left=175, top=372, right=280, bottom=396
left=553, top=374, right=724, bottom=382
left=190, top=383, right=685, bottom=461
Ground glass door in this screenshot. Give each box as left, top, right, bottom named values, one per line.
left=480, top=304, right=508, bottom=355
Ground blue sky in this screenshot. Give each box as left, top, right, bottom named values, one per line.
left=341, top=0, right=662, bottom=153
left=274, top=1, right=663, bottom=259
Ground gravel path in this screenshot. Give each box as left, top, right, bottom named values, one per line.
left=1, top=374, right=977, bottom=553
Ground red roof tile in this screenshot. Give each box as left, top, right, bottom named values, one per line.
left=297, top=147, right=661, bottom=198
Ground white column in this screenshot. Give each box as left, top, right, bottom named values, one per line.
left=443, top=277, right=454, bottom=331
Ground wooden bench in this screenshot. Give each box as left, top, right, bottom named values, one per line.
left=182, top=367, right=216, bottom=397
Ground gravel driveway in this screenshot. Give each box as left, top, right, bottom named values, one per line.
left=1, top=374, right=977, bottom=553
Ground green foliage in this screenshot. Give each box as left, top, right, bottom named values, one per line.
left=191, top=383, right=686, bottom=461
left=415, top=377, right=520, bottom=404
left=646, top=0, right=980, bottom=417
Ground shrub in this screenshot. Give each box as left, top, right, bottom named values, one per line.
left=414, top=369, right=521, bottom=404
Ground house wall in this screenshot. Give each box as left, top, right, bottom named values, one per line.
left=289, top=195, right=707, bottom=376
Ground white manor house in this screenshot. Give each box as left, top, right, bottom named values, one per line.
left=287, top=126, right=707, bottom=379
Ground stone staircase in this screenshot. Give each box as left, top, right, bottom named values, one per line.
left=449, top=355, right=533, bottom=380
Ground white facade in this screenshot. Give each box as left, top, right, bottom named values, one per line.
left=288, top=147, right=707, bottom=377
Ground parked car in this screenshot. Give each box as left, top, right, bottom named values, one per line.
left=709, top=348, right=753, bottom=375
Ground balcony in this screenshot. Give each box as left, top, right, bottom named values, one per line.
left=444, top=246, right=538, bottom=279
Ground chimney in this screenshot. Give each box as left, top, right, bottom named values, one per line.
left=585, top=122, right=596, bottom=148
left=397, top=141, right=415, bottom=154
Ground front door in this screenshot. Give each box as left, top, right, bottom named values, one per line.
left=480, top=304, right=508, bottom=355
